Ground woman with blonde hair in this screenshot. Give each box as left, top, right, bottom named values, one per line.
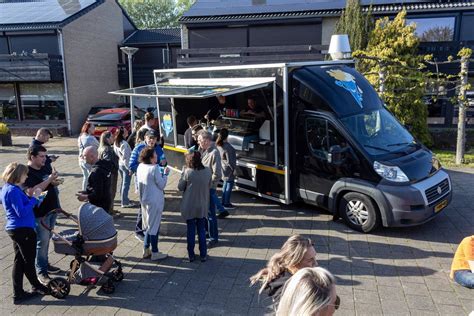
left=276, top=267, right=339, bottom=316
left=250, top=234, right=318, bottom=309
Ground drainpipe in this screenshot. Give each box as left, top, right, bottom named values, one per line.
left=58, top=29, right=72, bottom=135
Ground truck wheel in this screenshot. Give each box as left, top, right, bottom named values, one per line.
left=339, top=192, right=380, bottom=233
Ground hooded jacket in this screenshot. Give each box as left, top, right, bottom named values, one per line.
left=86, top=159, right=112, bottom=212
left=263, top=271, right=292, bottom=311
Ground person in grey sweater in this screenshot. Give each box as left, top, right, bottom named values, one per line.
left=197, top=131, right=227, bottom=246
left=216, top=128, right=237, bottom=210
left=178, top=151, right=212, bottom=262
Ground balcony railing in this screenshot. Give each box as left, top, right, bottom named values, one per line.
left=0, top=53, right=63, bottom=82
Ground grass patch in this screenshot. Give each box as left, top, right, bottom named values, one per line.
left=432, top=149, right=474, bottom=168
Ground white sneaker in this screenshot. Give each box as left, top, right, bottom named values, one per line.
left=143, top=248, right=151, bottom=259
left=37, top=273, right=51, bottom=286
left=151, top=252, right=167, bottom=261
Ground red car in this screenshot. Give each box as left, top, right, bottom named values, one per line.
left=87, top=108, right=145, bottom=138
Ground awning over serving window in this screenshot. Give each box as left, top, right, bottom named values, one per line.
left=109, top=77, right=275, bottom=99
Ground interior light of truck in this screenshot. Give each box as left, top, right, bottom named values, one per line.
left=373, top=161, right=409, bottom=182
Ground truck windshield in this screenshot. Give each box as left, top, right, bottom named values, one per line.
left=340, top=108, right=417, bottom=157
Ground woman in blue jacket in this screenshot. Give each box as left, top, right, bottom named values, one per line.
left=1, top=163, right=50, bottom=304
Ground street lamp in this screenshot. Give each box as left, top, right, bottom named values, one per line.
left=328, top=34, right=351, bottom=60
left=120, top=46, right=139, bottom=127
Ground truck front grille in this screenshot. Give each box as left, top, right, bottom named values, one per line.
left=425, top=178, right=450, bottom=205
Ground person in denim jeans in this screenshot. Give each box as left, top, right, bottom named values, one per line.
left=178, top=150, right=211, bottom=262
left=450, top=235, right=474, bottom=289
left=197, top=131, right=224, bottom=246
left=216, top=128, right=236, bottom=212
left=113, top=127, right=133, bottom=207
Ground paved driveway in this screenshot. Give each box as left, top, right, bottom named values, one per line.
left=0, top=137, right=473, bottom=315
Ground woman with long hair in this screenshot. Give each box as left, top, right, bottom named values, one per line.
left=98, top=131, right=119, bottom=215
left=127, top=119, right=144, bottom=150
left=276, top=267, right=339, bottom=316
left=178, top=150, right=212, bottom=262
left=78, top=122, right=99, bottom=190
left=216, top=128, right=237, bottom=210
left=113, top=127, right=133, bottom=208
left=1, top=163, right=50, bottom=304
left=137, top=146, right=169, bottom=261
left=250, top=234, right=318, bottom=310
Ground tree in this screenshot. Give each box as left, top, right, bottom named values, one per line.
left=334, top=0, right=373, bottom=51
left=119, top=0, right=194, bottom=29
left=354, top=10, right=432, bottom=145
left=420, top=26, right=454, bottom=42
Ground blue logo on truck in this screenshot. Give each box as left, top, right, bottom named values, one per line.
left=161, top=114, right=173, bottom=137
left=327, top=69, right=363, bottom=108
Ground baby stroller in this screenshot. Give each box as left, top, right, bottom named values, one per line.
left=42, top=203, right=123, bottom=298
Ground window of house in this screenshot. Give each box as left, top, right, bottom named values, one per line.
left=0, top=84, right=18, bottom=121
left=19, top=83, right=65, bottom=120
left=407, top=17, right=455, bottom=42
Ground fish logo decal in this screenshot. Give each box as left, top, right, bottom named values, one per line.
left=161, top=114, right=173, bottom=137
left=327, top=69, right=363, bottom=108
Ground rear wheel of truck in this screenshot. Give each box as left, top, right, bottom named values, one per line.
left=339, top=192, right=380, bottom=233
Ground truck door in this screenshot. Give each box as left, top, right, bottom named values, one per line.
left=296, top=114, right=359, bottom=206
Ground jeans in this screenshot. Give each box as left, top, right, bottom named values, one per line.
left=144, top=227, right=160, bottom=253
left=135, top=208, right=143, bottom=235
left=221, top=180, right=234, bottom=206
left=454, top=270, right=474, bottom=289
left=208, top=189, right=220, bottom=242
left=109, top=170, right=118, bottom=213
left=35, top=212, right=57, bottom=274
left=79, top=160, right=91, bottom=191
left=186, top=218, right=207, bottom=259
left=7, top=228, right=44, bottom=297
left=118, top=164, right=131, bottom=206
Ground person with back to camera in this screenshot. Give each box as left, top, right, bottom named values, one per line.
left=137, top=146, right=169, bottom=261
left=139, top=111, right=155, bottom=133
left=113, top=127, right=134, bottom=208
left=127, top=119, right=144, bottom=150
left=450, top=235, right=474, bottom=289
left=178, top=150, right=212, bottom=262
left=250, top=234, right=318, bottom=311
left=98, top=131, right=120, bottom=217
left=216, top=128, right=237, bottom=211
left=276, top=267, right=340, bottom=316
left=78, top=122, right=99, bottom=191
left=1, top=163, right=50, bottom=304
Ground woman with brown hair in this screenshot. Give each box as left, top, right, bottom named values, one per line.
left=78, top=122, right=99, bottom=190
left=1, top=163, right=50, bottom=304
left=250, top=234, right=318, bottom=310
left=178, top=150, right=212, bottom=262
left=216, top=128, right=236, bottom=210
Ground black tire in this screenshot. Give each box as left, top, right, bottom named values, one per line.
left=112, top=269, right=124, bottom=282
left=48, top=277, right=71, bottom=299
left=339, top=192, right=380, bottom=233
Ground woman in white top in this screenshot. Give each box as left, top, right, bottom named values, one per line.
left=137, top=146, right=169, bottom=261
left=113, top=127, right=133, bottom=207
left=77, top=122, right=99, bottom=190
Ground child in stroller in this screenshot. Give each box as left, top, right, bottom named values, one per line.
left=42, top=203, right=123, bottom=298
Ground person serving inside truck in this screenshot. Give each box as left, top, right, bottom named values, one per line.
left=205, top=95, right=234, bottom=122
left=240, top=97, right=266, bottom=120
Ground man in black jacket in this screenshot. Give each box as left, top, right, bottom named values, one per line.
left=76, top=146, right=112, bottom=213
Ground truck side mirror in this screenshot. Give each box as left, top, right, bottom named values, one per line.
left=328, top=145, right=342, bottom=165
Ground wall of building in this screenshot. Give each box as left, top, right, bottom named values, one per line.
left=321, top=17, right=338, bottom=46
left=62, top=0, right=124, bottom=134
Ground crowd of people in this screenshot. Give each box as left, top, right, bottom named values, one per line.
left=1, top=113, right=472, bottom=309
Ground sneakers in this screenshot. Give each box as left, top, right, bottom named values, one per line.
left=223, top=204, right=236, bottom=210
left=151, top=252, right=167, bottom=261
left=200, top=255, right=207, bottom=262
left=47, top=264, right=61, bottom=274
left=207, top=240, right=218, bottom=248
left=135, top=233, right=144, bottom=242
left=13, top=291, right=39, bottom=305
left=188, top=254, right=196, bottom=262
left=122, top=202, right=138, bottom=208
left=143, top=248, right=152, bottom=259
left=37, top=273, right=51, bottom=286
left=217, top=210, right=230, bottom=219
left=32, top=284, right=50, bottom=295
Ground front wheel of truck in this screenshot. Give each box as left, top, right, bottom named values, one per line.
left=339, top=192, right=380, bottom=233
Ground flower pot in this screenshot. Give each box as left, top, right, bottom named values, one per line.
left=0, top=131, right=12, bottom=146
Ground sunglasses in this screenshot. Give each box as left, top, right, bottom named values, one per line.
left=330, top=295, right=341, bottom=310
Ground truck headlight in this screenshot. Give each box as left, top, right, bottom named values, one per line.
left=373, top=161, right=409, bottom=182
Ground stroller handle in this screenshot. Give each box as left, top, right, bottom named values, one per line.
left=40, top=208, right=78, bottom=231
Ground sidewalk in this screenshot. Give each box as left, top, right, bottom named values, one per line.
left=0, top=136, right=473, bottom=315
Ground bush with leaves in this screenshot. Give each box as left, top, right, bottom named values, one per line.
left=335, top=0, right=373, bottom=51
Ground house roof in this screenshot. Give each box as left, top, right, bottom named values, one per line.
left=0, top=0, right=105, bottom=32
left=122, top=28, right=181, bottom=46
left=180, top=0, right=474, bottom=24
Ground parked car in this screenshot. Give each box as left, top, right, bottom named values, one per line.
left=87, top=108, right=145, bottom=137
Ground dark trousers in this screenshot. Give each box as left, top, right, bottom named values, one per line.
left=186, top=218, right=207, bottom=259
left=109, top=170, right=118, bottom=213
left=7, top=228, right=43, bottom=297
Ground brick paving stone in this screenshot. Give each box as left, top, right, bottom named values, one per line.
left=435, top=304, right=469, bottom=316
left=406, top=294, right=437, bottom=311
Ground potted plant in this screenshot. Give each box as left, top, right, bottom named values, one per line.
left=0, top=122, right=12, bottom=146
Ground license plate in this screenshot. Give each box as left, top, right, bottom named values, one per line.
left=434, top=199, right=448, bottom=213
left=95, top=126, right=107, bottom=131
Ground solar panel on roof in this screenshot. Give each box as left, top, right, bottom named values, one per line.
left=0, top=0, right=97, bottom=26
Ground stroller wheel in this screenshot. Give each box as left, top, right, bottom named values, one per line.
left=49, top=277, right=70, bottom=299
left=112, top=269, right=124, bottom=282
left=101, top=280, right=115, bottom=294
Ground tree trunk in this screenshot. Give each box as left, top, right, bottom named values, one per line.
left=455, top=57, right=469, bottom=165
